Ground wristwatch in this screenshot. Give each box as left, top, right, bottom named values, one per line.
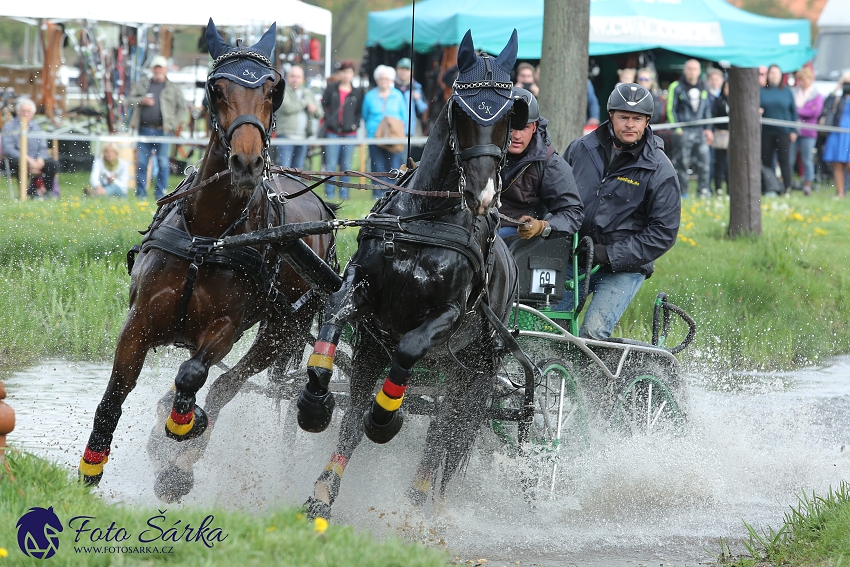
left=540, top=221, right=552, bottom=238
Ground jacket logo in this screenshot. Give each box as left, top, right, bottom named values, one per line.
left=617, top=176, right=640, bottom=186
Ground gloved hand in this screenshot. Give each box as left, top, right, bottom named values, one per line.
left=593, top=243, right=609, bottom=265
left=517, top=216, right=546, bottom=239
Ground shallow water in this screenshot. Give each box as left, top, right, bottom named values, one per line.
left=5, top=351, right=850, bottom=566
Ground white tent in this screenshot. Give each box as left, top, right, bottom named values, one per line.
left=0, top=0, right=333, bottom=76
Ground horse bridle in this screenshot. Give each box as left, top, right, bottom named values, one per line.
left=205, top=47, right=282, bottom=174
left=447, top=57, right=513, bottom=209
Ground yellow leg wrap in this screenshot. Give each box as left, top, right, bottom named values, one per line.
left=79, top=456, right=108, bottom=477
left=307, top=353, right=334, bottom=370
left=166, top=415, right=195, bottom=436
left=323, top=462, right=345, bottom=477
left=375, top=390, right=404, bottom=412
left=412, top=476, right=431, bottom=493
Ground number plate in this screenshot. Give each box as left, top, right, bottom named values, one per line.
left=530, top=268, right=557, bottom=294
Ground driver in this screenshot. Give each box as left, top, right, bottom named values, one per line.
left=498, top=88, right=583, bottom=241
left=560, top=83, right=680, bottom=339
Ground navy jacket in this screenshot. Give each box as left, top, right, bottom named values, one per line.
left=499, top=118, right=584, bottom=236
left=564, top=123, right=680, bottom=277
left=666, top=77, right=711, bottom=131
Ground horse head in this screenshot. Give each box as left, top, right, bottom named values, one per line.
left=205, top=19, right=285, bottom=194
left=449, top=29, right=517, bottom=215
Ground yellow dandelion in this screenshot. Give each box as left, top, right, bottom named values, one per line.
left=314, top=517, right=329, bottom=534
left=814, top=227, right=828, bottom=235
left=296, top=513, right=304, bottom=520
left=790, top=212, right=805, bottom=221
left=266, top=526, right=277, bottom=532
left=0, top=547, right=8, bottom=557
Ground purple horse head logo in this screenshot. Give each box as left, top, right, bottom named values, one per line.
left=16, top=506, right=63, bottom=559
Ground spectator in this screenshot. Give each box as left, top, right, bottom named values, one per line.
left=395, top=58, right=427, bottom=136
left=711, top=80, right=730, bottom=194
left=128, top=55, right=186, bottom=199
left=586, top=80, right=600, bottom=127
left=760, top=64, right=798, bottom=195
left=275, top=65, right=323, bottom=169
left=821, top=73, right=850, bottom=198
left=617, top=68, right=636, bottom=86
left=636, top=68, right=665, bottom=124
left=791, top=67, right=823, bottom=196
left=758, top=66, right=768, bottom=88
left=321, top=61, right=364, bottom=200
left=667, top=59, right=714, bottom=197
left=87, top=143, right=129, bottom=197
left=515, top=62, right=539, bottom=97
left=706, top=68, right=724, bottom=100
left=362, top=64, right=408, bottom=198
left=0, top=97, right=60, bottom=198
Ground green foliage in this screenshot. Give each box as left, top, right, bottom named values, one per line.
left=0, top=450, right=450, bottom=566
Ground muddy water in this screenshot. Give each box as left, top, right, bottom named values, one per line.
left=6, top=351, right=850, bottom=567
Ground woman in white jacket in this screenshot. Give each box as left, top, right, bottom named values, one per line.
left=88, top=143, right=129, bottom=197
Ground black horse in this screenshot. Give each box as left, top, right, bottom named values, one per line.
left=296, top=30, right=524, bottom=518
left=78, top=20, right=338, bottom=502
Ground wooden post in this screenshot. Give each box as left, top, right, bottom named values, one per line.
left=18, top=118, right=28, bottom=201
left=0, top=381, right=14, bottom=465
left=727, top=67, right=762, bottom=238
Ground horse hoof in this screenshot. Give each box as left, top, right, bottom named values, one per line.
left=164, top=405, right=208, bottom=442
left=303, top=496, right=331, bottom=520
left=296, top=389, right=335, bottom=433
left=406, top=485, right=428, bottom=507
left=154, top=465, right=194, bottom=503
left=362, top=408, right=404, bottom=444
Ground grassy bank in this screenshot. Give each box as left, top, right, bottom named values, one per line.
left=0, top=450, right=449, bottom=566
left=718, top=482, right=850, bottom=566
left=3, top=171, right=850, bottom=372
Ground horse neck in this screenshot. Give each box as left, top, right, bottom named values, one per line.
left=183, top=137, right=254, bottom=236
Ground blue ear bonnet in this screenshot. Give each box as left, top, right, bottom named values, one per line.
left=205, top=18, right=281, bottom=93
left=451, top=29, right=518, bottom=126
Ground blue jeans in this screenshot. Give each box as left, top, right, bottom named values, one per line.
left=104, top=183, right=126, bottom=197
left=276, top=140, right=309, bottom=169
left=791, top=135, right=816, bottom=183
left=370, top=144, right=403, bottom=199
left=499, top=227, right=518, bottom=239
left=136, top=126, right=170, bottom=199
left=323, top=132, right=356, bottom=199
left=554, top=269, right=646, bottom=339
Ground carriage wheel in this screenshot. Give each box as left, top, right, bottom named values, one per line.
left=611, top=363, right=685, bottom=435
left=493, top=358, right=588, bottom=452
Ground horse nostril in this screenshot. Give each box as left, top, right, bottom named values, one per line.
left=250, top=156, right=264, bottom=172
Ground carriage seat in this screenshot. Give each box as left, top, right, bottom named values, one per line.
left=507, top=235, right=573, bottom=306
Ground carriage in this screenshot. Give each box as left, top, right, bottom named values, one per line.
left=79, top=21, right=695, bottom=517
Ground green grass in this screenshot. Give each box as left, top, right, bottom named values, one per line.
left=714, top=482, right=850, bottom=566
left=0, top=450, right=450, bottom=566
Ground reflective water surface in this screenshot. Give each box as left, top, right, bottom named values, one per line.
left=6, top=351, right=850, bottom=566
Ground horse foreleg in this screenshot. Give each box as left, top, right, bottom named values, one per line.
left=363, top=303, right=462, bottom=444
left=164, top=318, right=235, bottom=442
left=306, top=333, right=387, bottom=520
left=80, top=316, right=150, bottom=485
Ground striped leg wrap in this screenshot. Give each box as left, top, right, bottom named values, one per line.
left=79, top=446, right=110, bottom=478
left=307, top=325, right=342, bottom=389
left=319, top=453, right=348, bottom=503
left=373, top=362, right=413, bottom=416
left=166, top=408, right=195, bottom=436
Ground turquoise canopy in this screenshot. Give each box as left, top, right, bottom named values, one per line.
left=367, top=0, right=814, bottom=70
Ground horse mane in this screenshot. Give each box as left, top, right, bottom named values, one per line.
left=410, top=102, right=453, bottom=191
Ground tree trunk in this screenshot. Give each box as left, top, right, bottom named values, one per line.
left=539, top=0, right=589, bottom=151
left=727, top=66, right=762, bottom=238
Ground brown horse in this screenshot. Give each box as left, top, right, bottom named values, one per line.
left=78, top=20, right=337, bottom=501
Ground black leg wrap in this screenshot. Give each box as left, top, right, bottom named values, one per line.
left=317, top=469, right=342, bottom=504
left=362, top=406, right=404, bottom=444
left=81, top=472, right=103, bottom=486
left=86, top=430, right=113, bottom=454
left=303, top=496, right=332, bottom=521
left=297, top=388, right=336, bottom=433
left=164, top=404, right=208, bottom=442
left=154, top=464, right=195, bottom=503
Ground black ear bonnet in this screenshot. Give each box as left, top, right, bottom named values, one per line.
left=451, top=29, right=518, bottom=126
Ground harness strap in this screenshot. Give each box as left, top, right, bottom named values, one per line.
left=175, top=263, right=199, bottom=339
left=459, top=144, right=503, bottom=161
left=226, top=114, right=270, bottom=142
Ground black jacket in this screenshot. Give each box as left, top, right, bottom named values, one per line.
left=666, top=76, right=711, bottom=131
left=321, top=83, right=364, bottom=134
left=499, top=118, right=584, bottom=236
left=564, top=122, right=680, bottom=277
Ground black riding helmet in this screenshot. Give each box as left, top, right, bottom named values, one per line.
left=607, top=83, right=654, bottom=117
left=511, top=87, right=539, bottom=129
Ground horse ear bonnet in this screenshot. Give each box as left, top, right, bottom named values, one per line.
left=205, top=18, right=283, bottom=110
left=451, top=29, right=517, bottom=126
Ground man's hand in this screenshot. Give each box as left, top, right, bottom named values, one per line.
left=586, top=117, right=600, bottom=127
left=307, top=103, right=317, bottom=114
left=517, top=215, right=546, bottom=239
left=704, top=129, right=714, bottom=146
left=790, top=132, right=798, bottom=143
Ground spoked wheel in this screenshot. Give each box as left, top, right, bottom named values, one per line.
left=612, top=363, right=685, bottom=435
left=492, top=358, right=588, bottom=453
